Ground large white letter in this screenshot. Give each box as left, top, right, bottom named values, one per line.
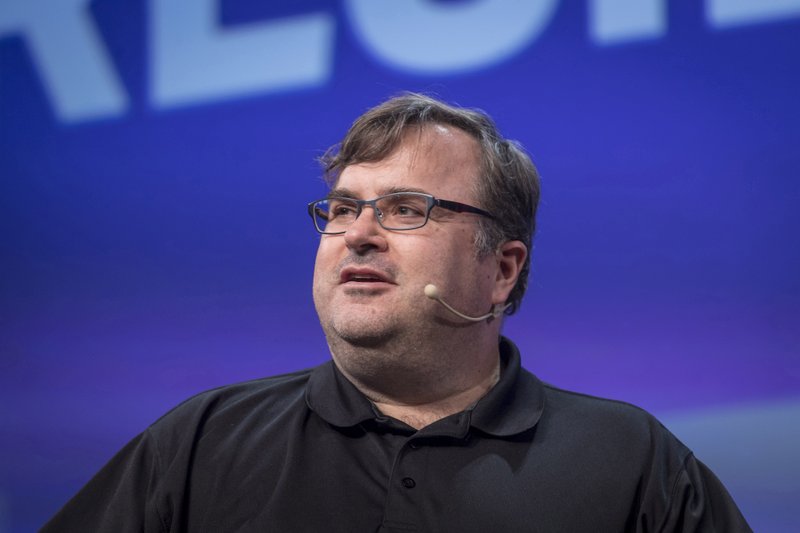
left=151, top=0, right=334, bottom=109
left=589, top=0, right=667, bottom=44
left=707, top=0, right=800, bottom=28
left=344, top=0, right=559, bottom=73
left=0, top=0, right=128, bottom=123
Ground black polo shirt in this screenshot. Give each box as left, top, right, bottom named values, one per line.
left=43, top=338, right=751, bottom=532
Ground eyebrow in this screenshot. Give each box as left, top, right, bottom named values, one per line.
left=327, top=186, right=431, bottom=199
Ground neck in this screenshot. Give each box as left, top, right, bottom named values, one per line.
left=329, top=331, right=502, bottom=429
left=372, top=361, right=500, bottom=429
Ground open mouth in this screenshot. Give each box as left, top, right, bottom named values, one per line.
left=340, top=267, right=394, bottom=285
left=347, top=275, right=386, bottom=283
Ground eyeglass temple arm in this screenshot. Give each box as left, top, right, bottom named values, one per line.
left=435, top=199, right=495, bottom=219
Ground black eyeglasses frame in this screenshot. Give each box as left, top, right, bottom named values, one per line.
left=307, top=192, right=495, bottom=235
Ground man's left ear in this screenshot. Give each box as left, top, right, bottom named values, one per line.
left=492, top=240, right=527, bottom=305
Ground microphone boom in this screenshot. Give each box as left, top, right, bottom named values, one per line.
left=423, top=284, right=507, bottom=322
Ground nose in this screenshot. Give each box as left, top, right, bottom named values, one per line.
left=343, top=204, right=388, bottom=254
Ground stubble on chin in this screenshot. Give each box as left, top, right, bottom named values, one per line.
left=322, top=304, right=400, bottom=350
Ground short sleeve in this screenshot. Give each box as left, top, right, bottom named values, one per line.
left=649, top=454, right=752, bottom=533
left=41, top=429, right=168, bottom=533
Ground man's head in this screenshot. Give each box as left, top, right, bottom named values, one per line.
left=320, top=93, right=540, bottom=314
left=311, top=94, right=540, bottom=397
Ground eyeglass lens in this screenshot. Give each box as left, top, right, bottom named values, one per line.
left=313, top=193, right=432, bottom=232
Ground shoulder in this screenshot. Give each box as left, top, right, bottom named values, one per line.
left=531, top=382, right=752, bottom=531
left=146, top=365, right=323, bottom=445
left=537, top=380, right=691, bottom=464
left=542, top=382, right=664, bottom=427
left=167, top=366, right=315, bottom=413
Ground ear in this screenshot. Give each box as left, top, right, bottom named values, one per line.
left=492, top=240, right=527, bottom=306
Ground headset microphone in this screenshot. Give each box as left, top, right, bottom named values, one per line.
left=423, top=284, right=509, bottom=322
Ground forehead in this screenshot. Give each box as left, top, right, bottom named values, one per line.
left=334, top=125, right=481, bottom=200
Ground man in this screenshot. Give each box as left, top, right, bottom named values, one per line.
left=43, top=94, right=751, bottom=532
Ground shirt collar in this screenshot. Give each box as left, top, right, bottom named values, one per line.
left=306, top=358, right=377, bottom=427
left=468, top=336, right=545, bottom=436
left=305, top=336, right=545, bottom=437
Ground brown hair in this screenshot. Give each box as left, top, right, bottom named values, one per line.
left=320, top=93, right=540, bottom=314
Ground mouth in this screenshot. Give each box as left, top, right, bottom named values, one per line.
left=347, top=275, right=385, bottom=283
left=339, top=267, right=395, bottom=285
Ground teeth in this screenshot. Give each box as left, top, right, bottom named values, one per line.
left=351, top=275, right=380, bottom=282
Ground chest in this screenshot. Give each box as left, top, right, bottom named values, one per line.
left=171, top=418, right=640, bottom=532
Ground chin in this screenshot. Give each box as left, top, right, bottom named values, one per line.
left=326, top=315, right=399, bottom=349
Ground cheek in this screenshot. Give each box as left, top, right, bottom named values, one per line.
left=314, top=238, right=338, bottom=269
left=415, top=232, right=475, bottom=277
left=442, top=228, right=478, bottom=264
left=312, top=242, right=337, bottom=293
left=312, top=249, right=333, bottom=315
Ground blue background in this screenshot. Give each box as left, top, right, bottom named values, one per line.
left=1, top=1, right=798, bottom=531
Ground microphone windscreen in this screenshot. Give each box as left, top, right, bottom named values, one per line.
left=424, top=284, right=440, bottom=299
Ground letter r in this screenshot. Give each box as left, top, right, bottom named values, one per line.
left=0, top=0, right=129, bottom=122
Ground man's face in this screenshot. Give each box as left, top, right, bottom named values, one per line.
left=312, top=125, right=499, bottom=350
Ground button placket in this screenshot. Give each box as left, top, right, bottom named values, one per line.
left=382, top=437, right=427, bottom=529
left=397, top=438, right=422, bottom=490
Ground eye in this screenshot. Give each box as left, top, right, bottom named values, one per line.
left=395, top=204, right=425, bottom=217
left=328, top=200, right=358, bottom=219
left=333, top=205, right=356, bottom=216
left=383, top=194, right=428, bottom=218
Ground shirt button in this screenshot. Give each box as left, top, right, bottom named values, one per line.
left=401, top=477, right=416, bottom=489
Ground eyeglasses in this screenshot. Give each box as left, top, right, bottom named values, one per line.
left=307, top=192, right=495, bottom=235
